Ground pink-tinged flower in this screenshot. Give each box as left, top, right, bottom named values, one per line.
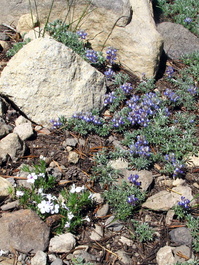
left=27, top=173, right=38, bottom=183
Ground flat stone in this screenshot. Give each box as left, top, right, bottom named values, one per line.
left=90, top=224, right=103, bottom=241
left=0, top=209, right=50, bottom=253
left=169, top=227, right=193, bottom=247
left=0, top=177, right=14, bottom=201
left=31, top=250, right=47, bottom=265
left=156, top=246, right=175, bottom=265
left=49, top=233, right=76, bottom=253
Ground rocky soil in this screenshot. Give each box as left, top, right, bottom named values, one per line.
left=0, top=25, right=199, bottom=265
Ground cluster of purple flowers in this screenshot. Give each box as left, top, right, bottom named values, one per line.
left=128, top=174, right=141, bottom=186
left=178, top=196, right=191, bottom=209
left=165, top=153, right=185, bottom=177
left=187, top=86, right=198, bottom=96
left=165, top=66, right=175, bottom=78
left=104, top=92, right=116, bottom=105
left=106, top=47, right=117, bottom=65
left=184, top=17, right=193, bottom=23
left=50, top=118, right=63, bottom=129
left=76, top=30, right=87, bottom=39
left=164, top=89, right=180, bottom=102
left=127, top=194, right=139, bottom=206
left=129, top=135, right=151, bottom=157
left=104, top=68, right=115, bottom=79
left=127, top=92, right=161, bottom=127
left=111, top=116, right=125, bottom=127
left=85, top=49, right=98, bottom=63
left=120, top=83, right=133, bottom=94
left=73, top=112, right=103, bottom=125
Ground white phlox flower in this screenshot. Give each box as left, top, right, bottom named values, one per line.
left=70, top=184, right=85, bottom=193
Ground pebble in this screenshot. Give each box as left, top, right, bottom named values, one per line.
left=31, top=250, right=47, bottom=265
left=68, top=151, right=79, bottom=164
left=49, top=233, right=76, bottom=253
left=96, top=203, right=109, bottom=217
left=169, top=227, right=193, bottom=247
left=90, top=224, right=103, bottom=241
left=51, top=258, right=63, bottom=265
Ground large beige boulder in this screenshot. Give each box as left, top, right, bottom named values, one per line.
left=0, top=0, right=163, bottom=78
left=0, top=38, right=106, bottom=126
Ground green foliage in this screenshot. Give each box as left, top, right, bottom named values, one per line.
left=6, top=38, right=31, bottom=57
left=104, top=181, right=146, bottom=220
left=114, top=72, right=130, bottom=86
left=135, top=78, right=156, bottom=93
left=45, top=19, right=86, bottom=57
left=186, top=214, right=199, bottom=252
left=154, top=0, right=199, bottom=36
left=91, top=149, right=122, bottom=185
left=131, top=220, right=154, bottom=242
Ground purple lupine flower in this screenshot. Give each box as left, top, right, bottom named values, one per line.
left=85, top=49, right=98, bottom=63
left=164, top=89, right=180, bottom=102
left=76, top=30, right=87, bottom=39
left=127, top=195, right=139, bottom=206
left=166, top=66, right=175, bottom=78
left=128, top=174, right=141, bottom=186
left=111, top=116, right=125, bottom=127
left=184, top=17, right=192, bottom=23
left=50, top=118, right=63, bottom=129
left=120, top=83, right=133, bottom=93
left=106, top=47, right=117, bottom=65
left=104, top=92, right=116, bottom=105
left=187, top=86, right=198, bottom=96
left=129, top=135, right=151, bottom=157
left=178, top=196, right=191, bottom=209
left=104, top=68, right=115, bottom=79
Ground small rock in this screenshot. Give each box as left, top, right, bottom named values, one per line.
left=51, top=258, right=63, bottom=265
left=142, top=185, right=194, bottom=211
left=49, top=233, right=76, bottom=253
left=123, top=169, right=153, bottom=191
left=0, top=133, right=26, bottom=161
left=169, top=227, right=193, bottom=247
left=119, top=236, right=134, bottom=247
left=68, top=151, right=79, bottom=164
left=105, top=216, right=124, bottom=231
left=16, top=13, right=38, bottom=35
left=0, top=176, right=14, bottom=201
left=108, top=158, right=128, bottom=170
left=165, top=210, right=175, bottom=225
left=31, top=250, right=47, bottom=265
left=15, top=115, right=30, bottom=126
left=172, top=178, right=185, bottom=186
left=91, top=193, right=104, bottom=204
left=116, top=250, right=132, bottom=265
left=1, top=200, right=19, bottom=211
left=63, top=138, right=78, bottom=147
left=156, top=246, right=175, bottom=265
left=96, top=203, right=109, bottom=217
left=0, top=209, right=50, bottom=253
left=173, top=245, right=195, bottom=263
left=90, top=224, right=103, bottom=241
left=14, top=122, right=34, bottom=140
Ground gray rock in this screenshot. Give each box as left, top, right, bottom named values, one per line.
left=0, top=209, right=50, bottom=253
left=169, top=227, right=193, bottom=247
left=0, top=38, right=106, bottom=126
left=49, top=233, right=76, bottom=253
left=0, top=133, right=26, bottom=162
left=90, top=224, right=103, bottom=241
left=173, top=245, right=195, bottom=263
left=142, top=185, right=194, bottom=211
left=96, top=203, right=109, bottom=217
left=1, top=200, right=19, bottom=211
left=123, top=169, right=153, bottom=191
left=115, top=250, right=132, bottom=265
left=68, top=151, right=79, bottom=164
left=157, top=22, right=199, bottom=59
left=51, top=258, right=63, bottom=265
left=13, top=122, right=34, bottom=140
left=156, top=246, right=175, bottom=265
left=31, top=251, right=47, bottom=265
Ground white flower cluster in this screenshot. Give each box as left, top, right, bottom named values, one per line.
left=27, top=172, right=45, bottom=183
left=37, top=194, right=59, bottom=214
